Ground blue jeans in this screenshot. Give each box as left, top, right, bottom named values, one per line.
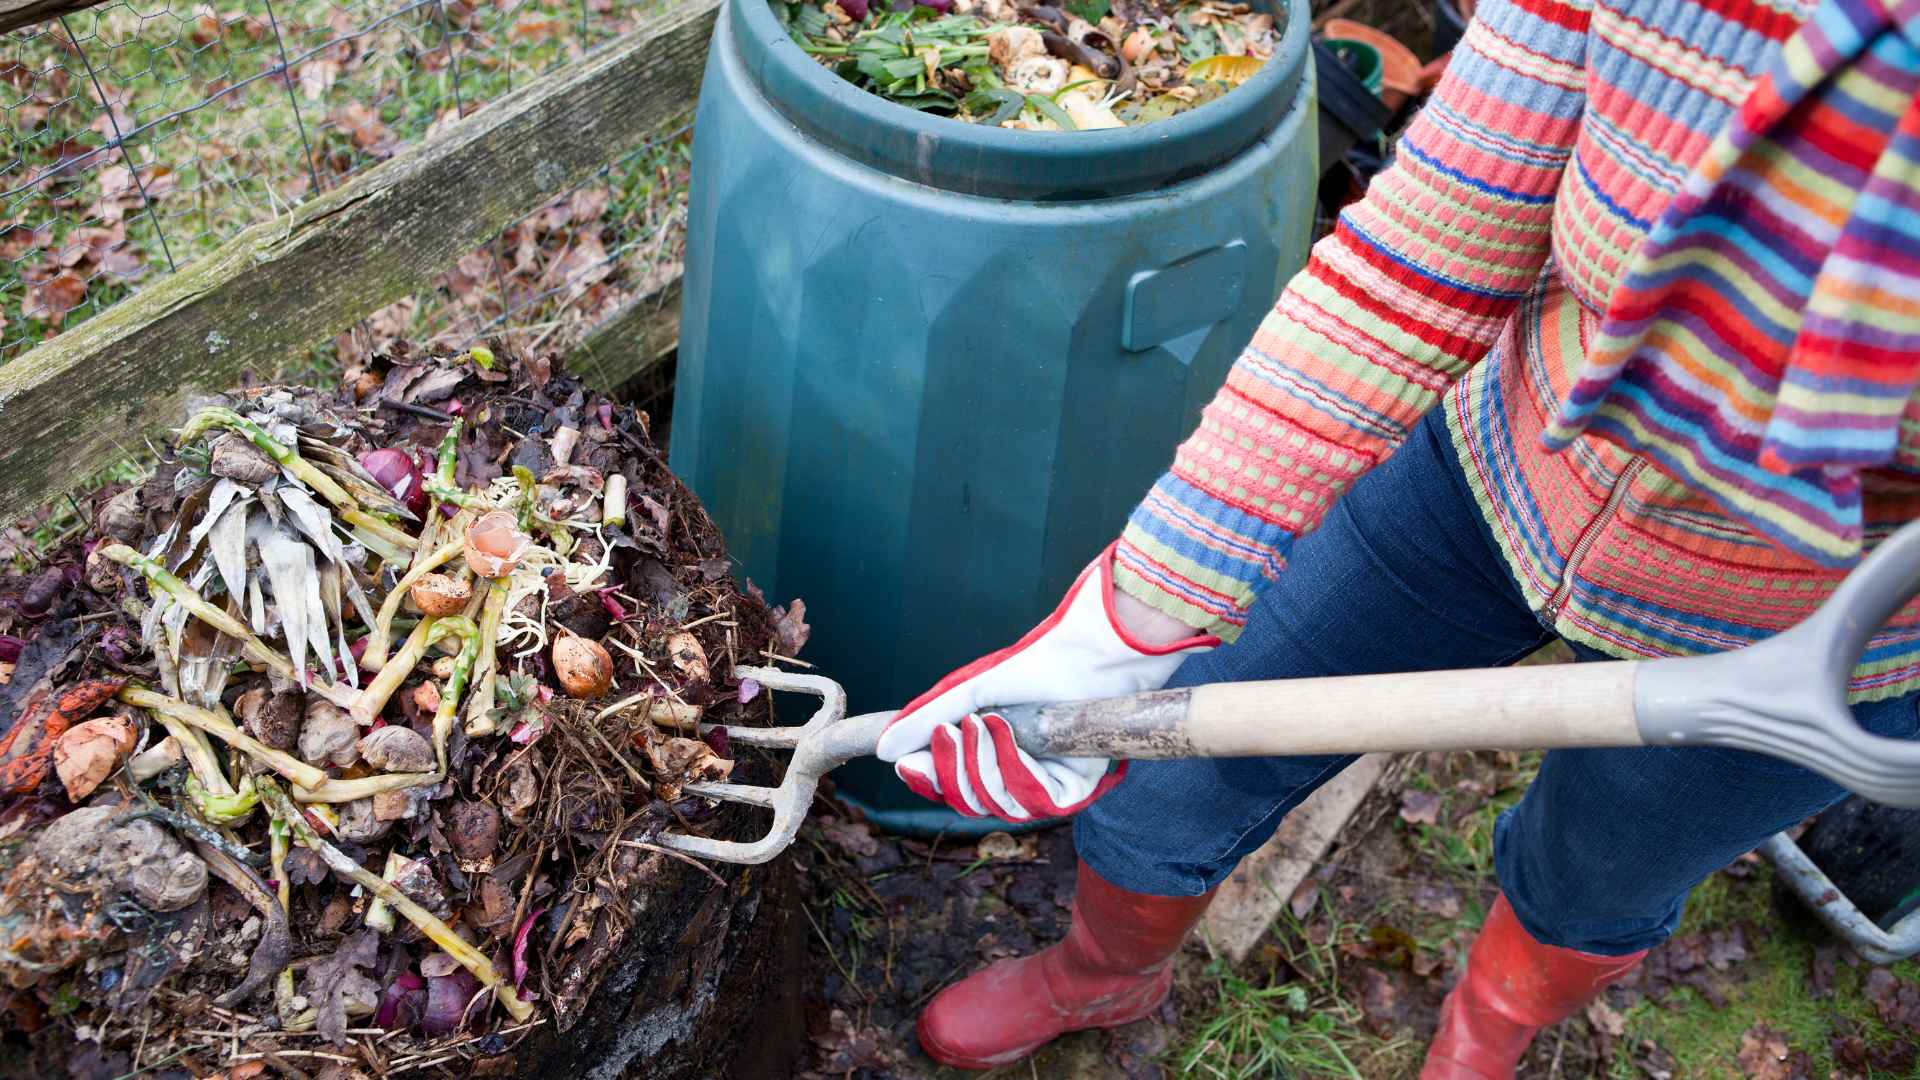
left=1075, top=410, right=1920, bottom=956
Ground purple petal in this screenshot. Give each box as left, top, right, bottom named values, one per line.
left=737, top=677, right=760, bottom=704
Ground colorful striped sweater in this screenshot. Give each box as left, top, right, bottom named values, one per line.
left=1114, top=0, right=1920, bottom=699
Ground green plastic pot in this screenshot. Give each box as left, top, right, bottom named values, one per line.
left=1323, top=37, right=1384, bottom=96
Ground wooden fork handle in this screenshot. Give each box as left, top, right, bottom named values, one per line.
left=992, top=661, right=1643, bottom=759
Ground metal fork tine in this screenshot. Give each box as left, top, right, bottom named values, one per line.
left=683, top=781, right=779, bottom=808
left=652, top=669, right=888, bottom=865
left=708, top=725, right=806, bottom=749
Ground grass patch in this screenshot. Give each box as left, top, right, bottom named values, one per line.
left=1181, top=904, right=1419, bottom=1079
left=1611, top=862, right=1920, bottom=1079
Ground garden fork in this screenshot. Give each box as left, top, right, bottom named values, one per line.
left=657, top=519, right=1920, bottom=864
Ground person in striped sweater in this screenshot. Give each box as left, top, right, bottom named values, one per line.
left=874, top=0, right=1920, bottom=1072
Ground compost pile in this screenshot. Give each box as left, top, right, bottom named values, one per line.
left=0, top=346, right=808, bottom=1077
left=777, top=0, right=1281, bottom=129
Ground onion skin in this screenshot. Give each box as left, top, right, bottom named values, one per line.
left=409, top=573, right=472, bottom=617
left=423, top=969, right=482, bottom=1037
left=376, top=969, right=427, bottom=1030
left=360, top=448, right=427, bottom=518
left=552, top=634, right=613, bottom=699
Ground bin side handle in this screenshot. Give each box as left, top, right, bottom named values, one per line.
left=1122, top=241, right=1250, bottom=356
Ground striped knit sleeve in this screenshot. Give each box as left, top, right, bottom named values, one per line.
left=1112, top=0, right=1595, bottom=640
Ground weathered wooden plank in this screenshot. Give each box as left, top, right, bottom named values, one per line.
left=569, top=272, right=684, bottom=392
left=0, top=0, right=718, bottom=528
left=1, top=0, right=108, bottom=35
left=1200, top=753, right=1390, bottom=962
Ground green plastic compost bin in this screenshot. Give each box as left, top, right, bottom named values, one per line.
left=672, top=0, right=1319, bottom=835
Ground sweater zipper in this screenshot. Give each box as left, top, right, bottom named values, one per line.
left=1546, top=457, right=1648, bottom=619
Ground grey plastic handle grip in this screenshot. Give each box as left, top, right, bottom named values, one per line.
left=1636, top=518, right=1920, bottom=808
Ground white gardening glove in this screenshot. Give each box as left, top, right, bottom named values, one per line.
left=874, top=543, right=1217, bottom=821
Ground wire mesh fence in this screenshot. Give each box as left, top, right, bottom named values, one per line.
left=2, top=0, right=693, bottom=366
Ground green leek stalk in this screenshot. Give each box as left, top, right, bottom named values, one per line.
left=260, top=778, right=535, bottom=1022
left=121, top=685, right=328, bottom=790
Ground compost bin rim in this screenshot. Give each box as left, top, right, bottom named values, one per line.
left=730, top=0, right=1311, bottom=200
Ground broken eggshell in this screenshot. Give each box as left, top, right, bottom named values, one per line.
left=463, top=511, right=532, bottom=579
left=987, top=25, right=1045, bottom=68
left=126, top=735, right=184, bottom=784
left=664, top=631, right=711, bottom=686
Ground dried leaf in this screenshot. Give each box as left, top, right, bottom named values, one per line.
left=207, top=496, right=251, bottom=604
left=1865, top=967, right=1920, bottom=1033
left=1585, top=998, right=1627, bottom=1037
left=1398, top=789, right=1442, bottom=826
left=1736, top=1024, right=1791, bottom=1080
left=1357, top=966, right=1406, bottom=1038
left=181, top=479, right=247, bottom=569
left=1410, top=881, right=1461, bottom=918
left=333, top=103, right=395, bottom=156
left=1287, top=878, right=1320, bottom=920
left=304, top=930, right=381, bottom=1044
left=254, top=519, right=315, bottom=687
left=298, top=58, right=341, bottom=100
left=770, top=598, right=810, bottom=656
left=303, top=560, right=338, bottom=688
left=278, top=485, right=347, bottom=566
left=822, top=819, right=878, bottom=858
left=26, top=270, right=85, bottom=325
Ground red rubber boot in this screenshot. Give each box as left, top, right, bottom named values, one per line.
left=917, top=860, right=1216, bottom=1070
left=1421, top=893, right=1647, bottom=1079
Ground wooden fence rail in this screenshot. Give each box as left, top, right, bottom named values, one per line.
left=1, top=0, right=106, bottom=34
left=0, top=0, right=716, bottom=528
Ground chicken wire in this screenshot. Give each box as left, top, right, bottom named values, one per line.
left=2, top=0, right=692, bottom=366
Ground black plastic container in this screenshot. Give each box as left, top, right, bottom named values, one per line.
left=1313, top=37, right=1391, bottom=176
left=1432, top=0, right=1469, bottom=56
left=1799, top=797, right=1920, bottom=928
